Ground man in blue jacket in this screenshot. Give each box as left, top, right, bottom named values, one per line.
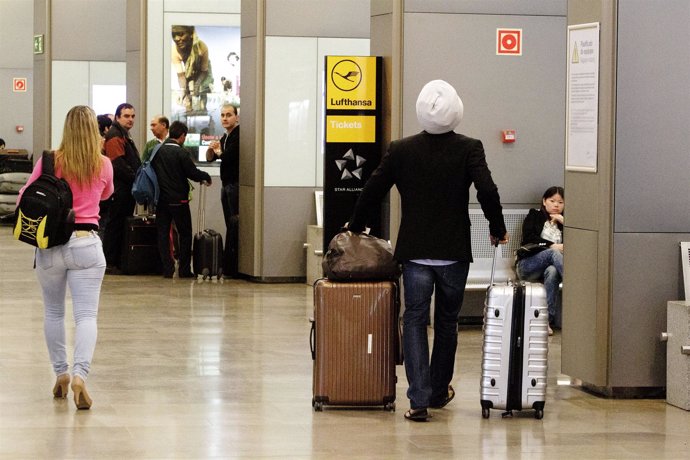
left=152, top=121, right=211, bottom=278
left=348, top=80, right=509, bottom=422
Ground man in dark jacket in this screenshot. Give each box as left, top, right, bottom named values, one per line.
left=206, top=103, right=240, bottom=277
left=103, top=103, right=141, bottom=273
left=152, top=121, right=211, bottom=278
left=348, top=80, right=509, bottom=422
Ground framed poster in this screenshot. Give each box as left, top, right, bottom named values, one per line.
left=566, top=22, right=600, bottom=173
left=164, top=13, right=240, bottom=161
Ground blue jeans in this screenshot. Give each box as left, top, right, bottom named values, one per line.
left=402, top=261, right=470, bottom=409
left=35, top=232, right=106, bottom=379
left=516, top=248, right=563, bottom=323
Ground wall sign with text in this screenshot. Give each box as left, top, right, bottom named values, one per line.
left=323, top=56, right=383, bottom=248
left=566, top=22, right=600, bottom=173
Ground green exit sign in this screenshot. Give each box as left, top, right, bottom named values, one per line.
left=33, top=35, right=44, bottom=54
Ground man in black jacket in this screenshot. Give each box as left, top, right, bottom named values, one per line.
left=152, top=121, right=211, bottom=278
left=206, top=103, right=239, bottom=277
left=348, top=80, right=509, bottom=422
left=103, top=103, right=141, bottom=273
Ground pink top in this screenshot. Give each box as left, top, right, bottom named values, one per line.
left=18, top=155, right=114, bottom=226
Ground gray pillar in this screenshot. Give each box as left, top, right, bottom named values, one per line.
left=126, top=0, right=146, bottom=148
left=563, top=0, right=690, bottom=396
left=33, top=0, right=51, bottom=155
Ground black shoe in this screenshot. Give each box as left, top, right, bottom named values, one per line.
left=404, top=408, right=431, bottom=422
left=163, top=271, right=174, bottom=279
left=178, top=272, right=196, bottom=279
left=429, top=385, right=455, bottom=409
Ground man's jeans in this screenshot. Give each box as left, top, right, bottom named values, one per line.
left=516, top=248, right=563, bottom=323
left=402, top=261, right=469, bottom=409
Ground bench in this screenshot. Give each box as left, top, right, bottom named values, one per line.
left=466, top=208, right=529, bottom=289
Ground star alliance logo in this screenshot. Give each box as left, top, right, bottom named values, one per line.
left=335, top=148, right=366, bottom=180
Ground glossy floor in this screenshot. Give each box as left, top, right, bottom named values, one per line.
left=0, top=231, right=688, bottom=459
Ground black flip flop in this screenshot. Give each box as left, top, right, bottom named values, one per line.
left=430, top=385, right=455, bottom=409
left=404, top=408, right=431, bottom=422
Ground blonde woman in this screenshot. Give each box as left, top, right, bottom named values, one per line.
left=17, top=106, right=114, bottom=409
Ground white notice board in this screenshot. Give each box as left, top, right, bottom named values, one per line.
left=566, top=23, right=600, bottom=173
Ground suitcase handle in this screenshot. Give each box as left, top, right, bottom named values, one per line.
left=197, top=183, right=207, bottom=230
left=309, top=319, right=316, bottom=360
left=394, top=283, right=404, bottom=365
left=489, top=241, right=500, bottom=287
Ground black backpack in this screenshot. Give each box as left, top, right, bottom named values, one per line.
left=13, top=151, right=75, bottom=248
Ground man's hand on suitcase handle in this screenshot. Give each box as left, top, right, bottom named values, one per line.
left=490, top=232, right=510, bottom=246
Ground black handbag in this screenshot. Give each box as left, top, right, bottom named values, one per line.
left=515, top=242, right=549, bottom=259
left=322, top=230, right=401, bottom=281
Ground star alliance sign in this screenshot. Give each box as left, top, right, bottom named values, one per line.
left=335, top=148, right=367, bottom=180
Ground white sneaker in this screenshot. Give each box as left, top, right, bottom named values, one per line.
left=548, top=325, right=554, bottom=336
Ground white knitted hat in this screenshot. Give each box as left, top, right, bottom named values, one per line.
left=415, top=80, right=464, bottom=134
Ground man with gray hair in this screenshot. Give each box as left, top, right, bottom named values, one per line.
left=142, top=115, right=170, bottom=163
left=348, top=80, right=508, bottom=422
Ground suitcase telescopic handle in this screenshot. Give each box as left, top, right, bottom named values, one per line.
left=197, top=183, right=206, bottom=231
left=489, top=241, right=500, bottom=287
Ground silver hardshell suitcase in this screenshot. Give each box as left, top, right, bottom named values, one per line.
left=480, top=245, right=549, bottom=419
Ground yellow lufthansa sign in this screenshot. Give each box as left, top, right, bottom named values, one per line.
left=326, top=56, right=377, bottom=110
left=326, top=115, right=376, bottom=143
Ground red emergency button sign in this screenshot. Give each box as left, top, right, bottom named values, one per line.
left=13, top=78, right=27, bottom=92
left=497, top=29, right=522, bottom=56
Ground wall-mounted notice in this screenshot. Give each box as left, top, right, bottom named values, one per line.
left=566, top=22, right=600, bottom=173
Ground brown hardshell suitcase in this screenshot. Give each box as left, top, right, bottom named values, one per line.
left=311, top=279, right=399, bottom=411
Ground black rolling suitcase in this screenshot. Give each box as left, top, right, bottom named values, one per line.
left=480, top=245, right=549, bottom=419
left=193, top=185, right=223, bottom=280
left=120, top=215, right=162, bottom=275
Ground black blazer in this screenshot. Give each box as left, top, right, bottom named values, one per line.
left=349, top=131, right=506, bottom=262
left=208, top=126, right=239, bottom=186
left=152, top=139, right=211, bottom=204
